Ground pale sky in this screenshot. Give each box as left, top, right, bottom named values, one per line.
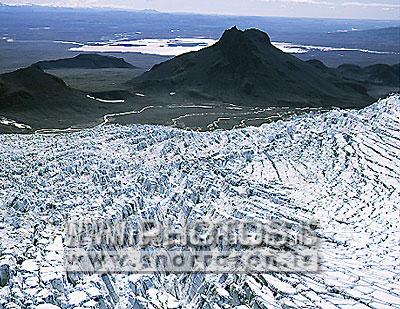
left=3, top=0, right=400, bottom=19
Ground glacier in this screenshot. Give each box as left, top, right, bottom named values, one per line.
left=0, top=94, right=399, bottom=308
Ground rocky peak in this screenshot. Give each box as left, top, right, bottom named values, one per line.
left=218, top=26, right=272, bottom=50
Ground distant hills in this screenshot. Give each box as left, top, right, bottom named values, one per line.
left=306, top=60, right=400, bottom=85
left=305, top=60, right=399, bottom=98
left=34, top=54, right=136, bottom=70
left=128, top=27, right=374, bottom=108
left=336, top=63, right=399, bottom=86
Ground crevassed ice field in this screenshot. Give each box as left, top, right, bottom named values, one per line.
left=0, top=95, right=399, bottom=308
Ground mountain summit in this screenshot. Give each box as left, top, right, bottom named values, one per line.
left=128, top=27, right=373, bottom=107
left=217, top=26, right=273, bottom=51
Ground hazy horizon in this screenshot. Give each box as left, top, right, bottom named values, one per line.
left=2, top=0, right=400, bottom=20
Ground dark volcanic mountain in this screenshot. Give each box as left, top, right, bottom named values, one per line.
left=0, top=65, right=84, bottom=109
left=128, top=27, right=374, bottom=107
left=34, top=54, right=136, bottom=70
left=0, top=65, right=119, bottom=130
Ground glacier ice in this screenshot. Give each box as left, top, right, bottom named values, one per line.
left=0, top=95, right=399, bottom=308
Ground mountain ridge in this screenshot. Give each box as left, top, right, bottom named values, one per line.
left=34, top=54, right=137, bottom=70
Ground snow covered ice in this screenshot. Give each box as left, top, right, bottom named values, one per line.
left=0, top=95, right=399, bottom=308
